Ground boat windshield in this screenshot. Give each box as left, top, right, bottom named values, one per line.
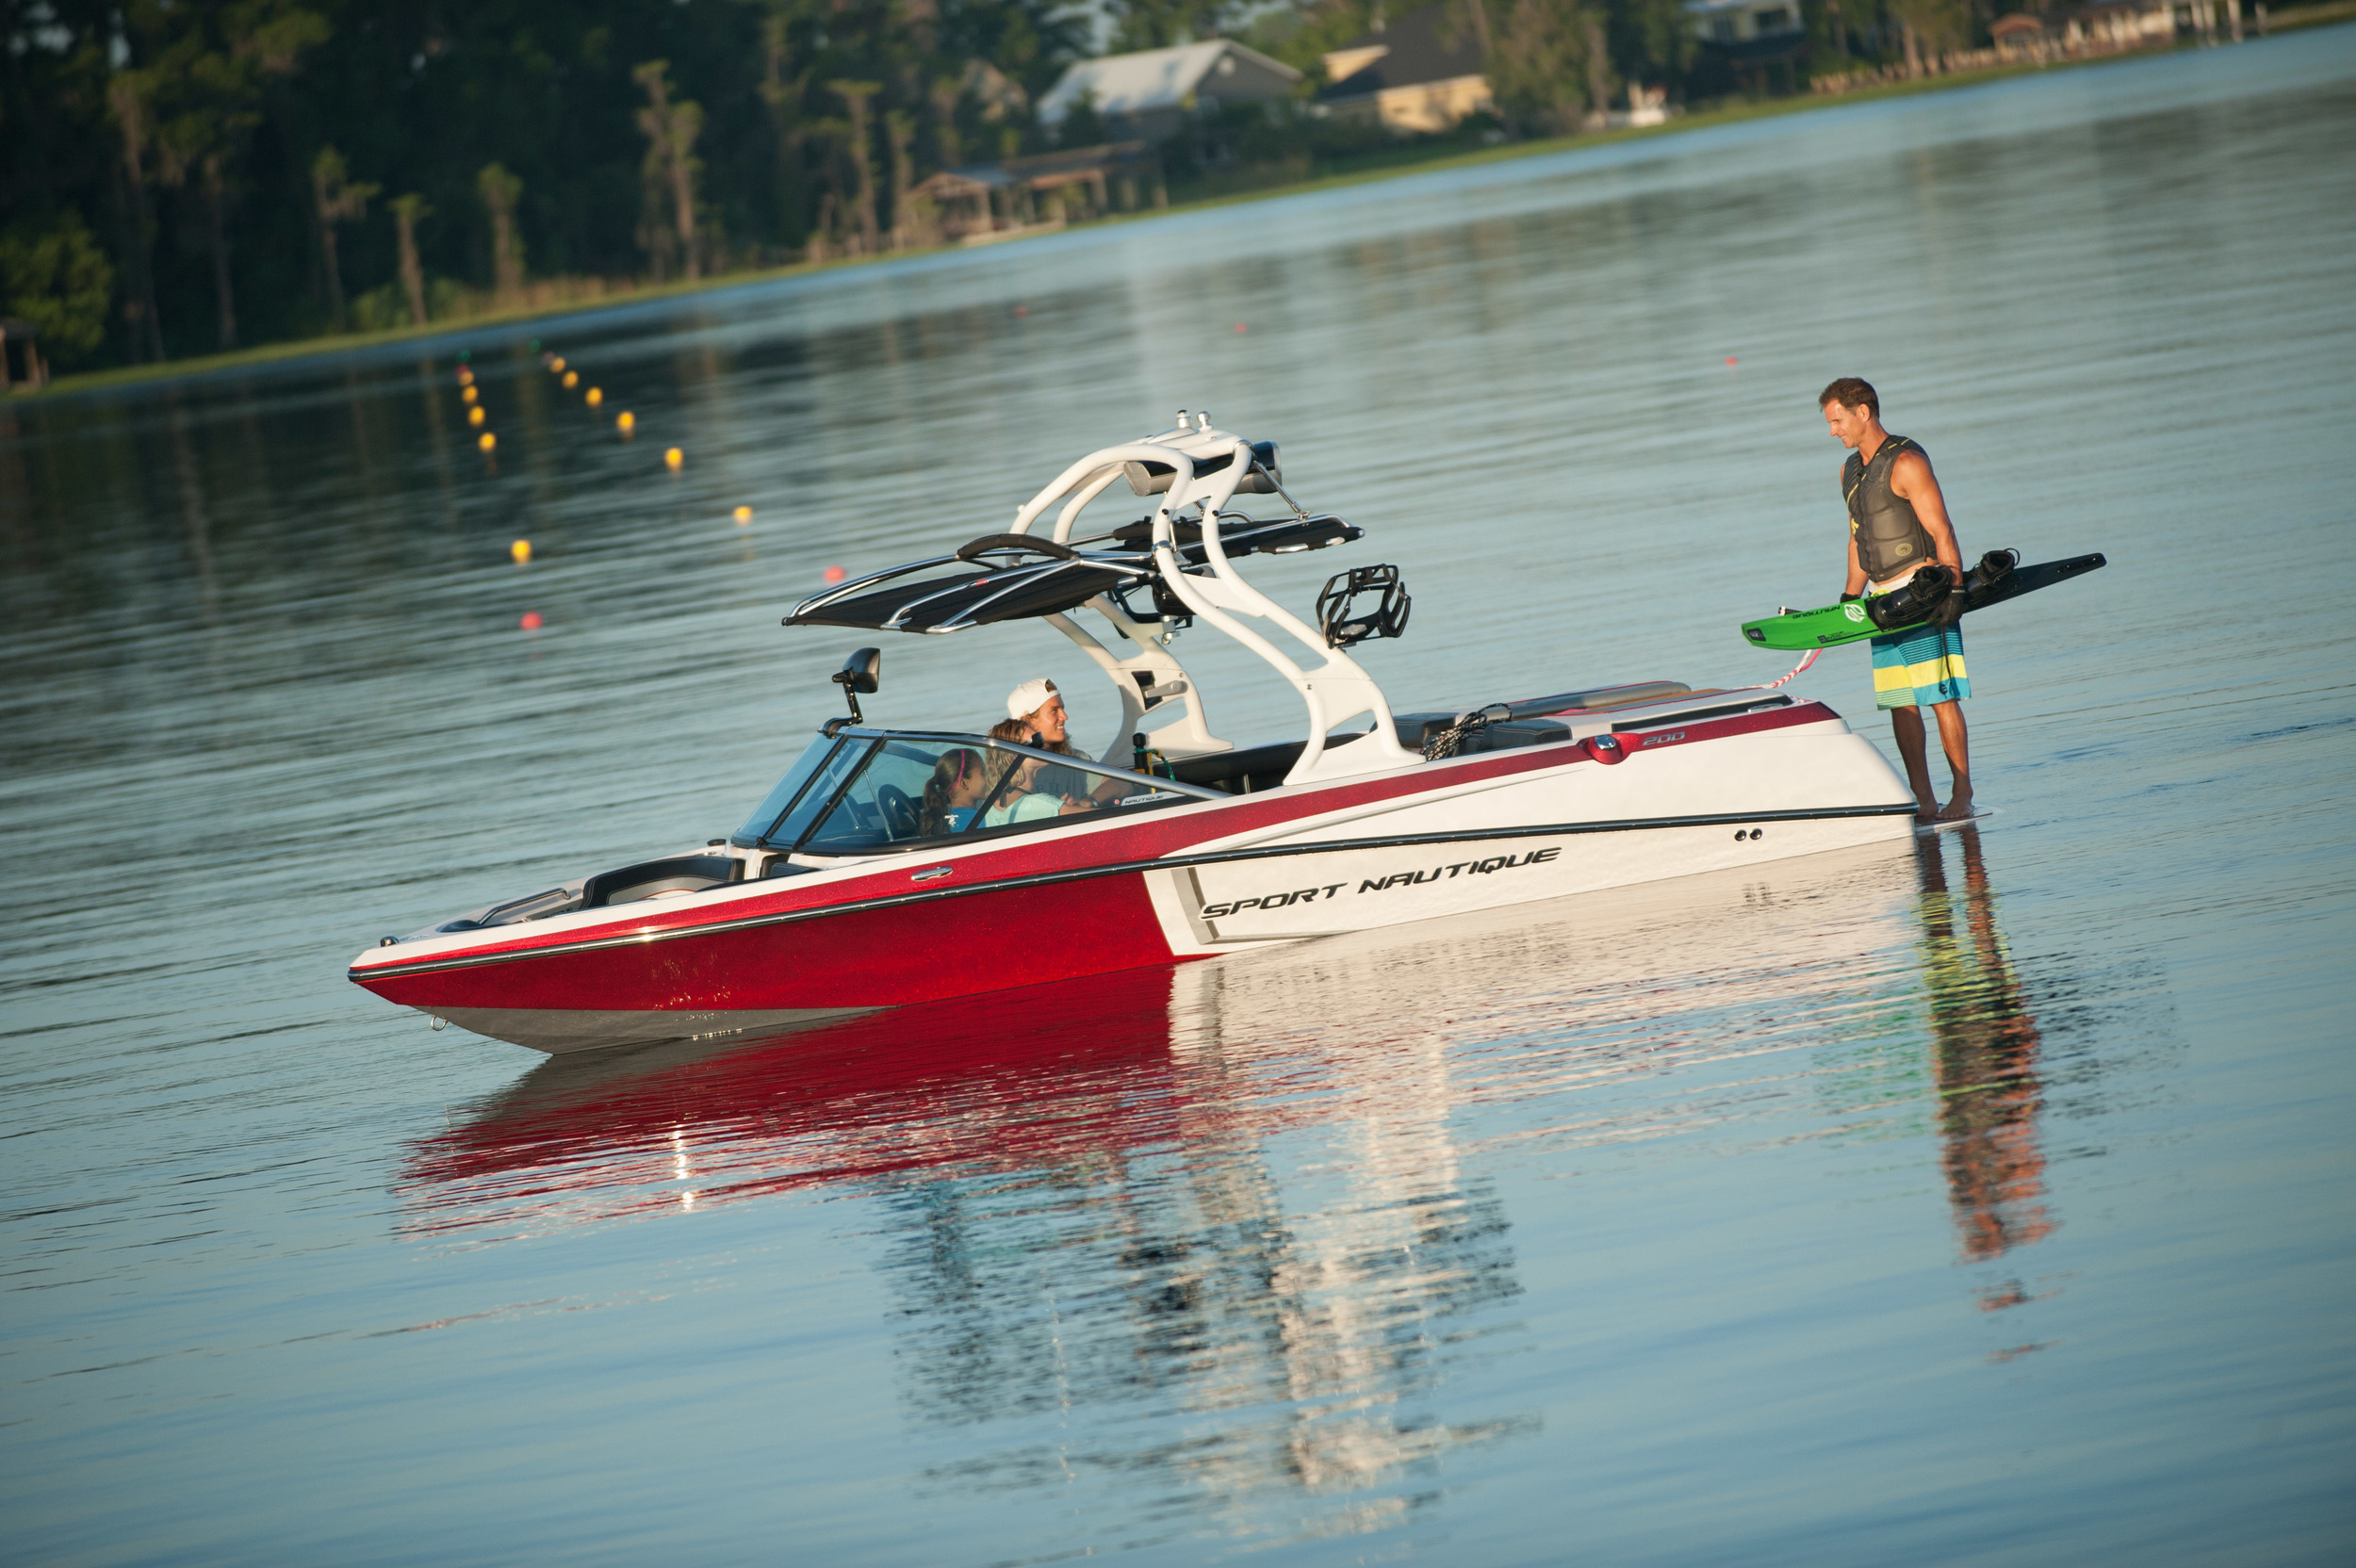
left=732, top=736, right=863, bottom=847
left=796, top=736, right=1195, bottom=857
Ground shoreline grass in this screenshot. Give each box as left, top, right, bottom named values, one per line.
left=18, top=30, right=2336, bottom=404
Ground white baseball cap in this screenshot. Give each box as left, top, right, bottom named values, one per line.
left=1006, top=678, right=1058, bottom=720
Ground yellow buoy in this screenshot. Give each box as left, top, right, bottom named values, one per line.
left=462, top=385, right=478, bottom=405
left=479, top=432, right=497, bottom=452
left=467, top=406, right=485, bottom=427
left=733, top=505, right=753, bottom=525
left=616, top=411, right=635, bottom=434
left=585, top=387, right=603, bottom=406
left=511, top=539, right=532, bottom=564
left=550, top=356, right=566, bottom=373
left=457, top=367, right=473, bottom=386
left=664, top=447, right=684, bottom=470
left=562, top=370, right=579, bottom=389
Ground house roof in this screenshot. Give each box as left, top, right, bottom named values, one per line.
left=1039, top=41, right=1301, bottom=126
left=1319, top=4, right=1485, bottom=98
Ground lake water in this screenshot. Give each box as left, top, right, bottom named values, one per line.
left=5, top=31, right=2354, bottom=1566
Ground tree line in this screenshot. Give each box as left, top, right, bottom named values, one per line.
left=1, top=0, right=1988, bottom=375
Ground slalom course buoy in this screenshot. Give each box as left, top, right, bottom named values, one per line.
left=562, top=371, right=579, bottom=389
left=733, top=505, right=753, bottom=525
left=823, top=564, right=846, bottom=584
left=467, top=406, right=485, bottom=427
left=550, top=356, right=566, bottom=373
left=585, top=387, right=602, bottom=406
left=664, top=447, right=683, bottom=470
left=617, top=412, right=635, bottom=434
left=462, top=385, right=478, bottom=405
left=519, top=611, right=542, bottom=630
left=478, top=432, right=497, bottom=453
left=511, top=539, right=532, bottom=564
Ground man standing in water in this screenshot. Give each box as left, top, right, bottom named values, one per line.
left=1821, top=377, right=1975, bottom=823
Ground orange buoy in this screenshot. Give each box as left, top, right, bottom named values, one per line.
left=550, top=356, right=566, bottom=373
left=562, top=370, right=579, bottom=389
left=511, top=539, right=532, bottom=564
left=457, top=367, right=474, bottom=385
left=823, top=564, right=847, bottom=584
left=462, top=385, right=479, bottom=405
left=478, top=432, right=497, bottom=452
left=520, top=611, right=543, bottom=630
left=585, top=387, right=603, bottom=406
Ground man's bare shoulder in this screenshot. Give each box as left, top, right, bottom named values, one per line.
left=1890, top=446, right=1939, bottom=491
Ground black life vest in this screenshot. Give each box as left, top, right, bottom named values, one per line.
left=1845, top=434, right=1938, bottom=582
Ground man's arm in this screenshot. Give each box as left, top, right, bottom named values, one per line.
left=1890, top=450, right=1962, bottom=574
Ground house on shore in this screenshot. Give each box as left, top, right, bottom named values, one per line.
left=1039, top=41, right=1301, bottom=145
left=1317, top=4, right=1494, bottom=133
left=911, top=143, right=1159, bottom=243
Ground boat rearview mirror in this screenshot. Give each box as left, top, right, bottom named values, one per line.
left=836, top=647, right=881, bottom=695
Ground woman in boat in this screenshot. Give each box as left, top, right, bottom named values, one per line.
left=980, top=718, right=1096, bottom=826
left=919, top=747, right=991, bottom=836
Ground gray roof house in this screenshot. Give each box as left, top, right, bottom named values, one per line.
left=1039, top=41, right=1302, bottom=144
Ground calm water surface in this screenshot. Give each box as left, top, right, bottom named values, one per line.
left=5, top=33, right=2354, bottom=1566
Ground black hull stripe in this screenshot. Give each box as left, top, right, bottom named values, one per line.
left=352, top=803, right=1916, bottom=982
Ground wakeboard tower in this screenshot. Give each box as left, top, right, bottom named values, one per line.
left=1742, top=550, right=2108, bottom=651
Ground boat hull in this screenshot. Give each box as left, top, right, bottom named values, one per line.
left=351, top=702, right=1914, bottom=1053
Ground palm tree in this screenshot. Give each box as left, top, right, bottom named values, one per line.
left=633, top=61, right=706, bottom=282
left=476, top=165, right=526, bottom=306
left=389, top=195, right=433, bottom=326
left=311, top=146, right=378, bottom=333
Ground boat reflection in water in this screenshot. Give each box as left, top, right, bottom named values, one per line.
left=402, top=832, right=2063, bottom=1517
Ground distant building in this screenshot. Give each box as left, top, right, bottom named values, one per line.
left=1686, top=0, right=1806, bottom=91
left=1685, top=0, right=1805, bottom=48
left=1317, top=4, right=1494, bottom=133
left=1039, top=41, right=1302, bottom=145
left=911, top=143, right=1155, bottom=243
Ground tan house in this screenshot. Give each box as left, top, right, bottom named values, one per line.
left=1318, top=5, right=1494, bottom=134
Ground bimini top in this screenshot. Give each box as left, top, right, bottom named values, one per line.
left=786, top=438, right=1357, bottom=634
left=788, top=514, right=1360, bottom=633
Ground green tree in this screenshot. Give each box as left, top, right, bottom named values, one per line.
left=388, top=194, right=433, bottom=325
left=477, top=164, right=527, bottom=304
left=310, top=146, right=378, bottom=332
left=632, top=61, right=707, bottom=281
left=0, top=212, right=117, bottom=365
left=106, top=68, right=169, bottom=362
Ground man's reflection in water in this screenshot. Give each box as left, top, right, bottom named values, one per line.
left=1916, top=825, right=2055, bottom=1266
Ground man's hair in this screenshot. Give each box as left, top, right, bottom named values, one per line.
left=1819, top=377, right=1879, bottom=416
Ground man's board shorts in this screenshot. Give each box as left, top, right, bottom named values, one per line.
left=1868, top=616, right=1970, bottom=710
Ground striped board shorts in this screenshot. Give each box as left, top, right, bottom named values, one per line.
left=1869, top=618, right=1971, bottom=710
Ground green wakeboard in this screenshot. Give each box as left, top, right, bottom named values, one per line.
left=1741, top=551, right=2107, bottom=651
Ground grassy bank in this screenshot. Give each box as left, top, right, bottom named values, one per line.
left=18, top=32, right=2327, bottom=403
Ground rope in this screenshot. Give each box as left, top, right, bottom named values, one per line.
left=1760, top=646, right=1820, bottom=689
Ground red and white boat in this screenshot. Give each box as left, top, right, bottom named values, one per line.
left=350, top=415, right=1916, bottom=1053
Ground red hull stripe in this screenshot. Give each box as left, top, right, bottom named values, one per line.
left=352, top=800, right=1911, bottom=986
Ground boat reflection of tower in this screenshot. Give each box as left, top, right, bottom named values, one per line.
left=1915, top=827, right=2054, bottom=1265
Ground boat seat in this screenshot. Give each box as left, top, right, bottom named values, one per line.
left=582, top=854, right=744, bottom=908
